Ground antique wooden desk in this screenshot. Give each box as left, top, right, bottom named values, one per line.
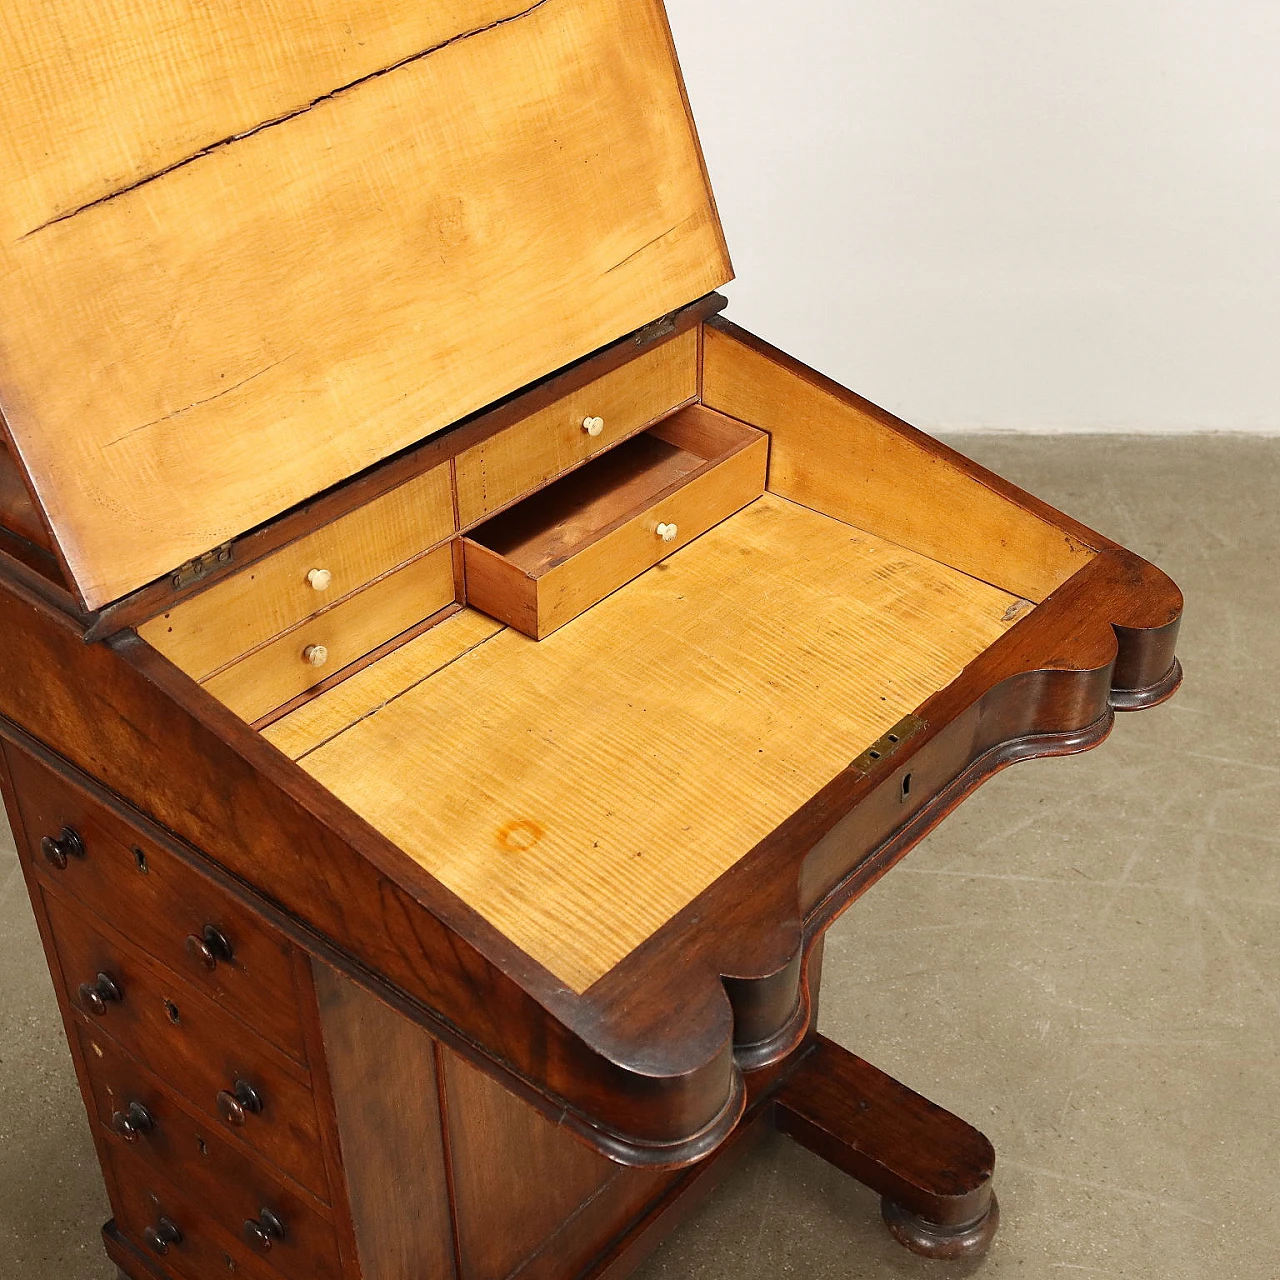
left=0, top=4, right=1181, bottom=1278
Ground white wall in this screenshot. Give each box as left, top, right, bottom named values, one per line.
left=666, top=1, right=1280, bottom=433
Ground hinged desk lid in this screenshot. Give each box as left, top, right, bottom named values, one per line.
left=0, top=0, right=731, bottom=609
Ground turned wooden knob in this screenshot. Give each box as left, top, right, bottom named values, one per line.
left=110, top=1101, right=155, bottom=1142
left=582, top=415, right=605, bottom=437
left=216, top=1078, right=264, bottom=1126
left=40, top=826, right=85, bottom=870
left=655, top=522, right=679, bottom=543
left=143, top=1217, right=182, bottom=1256
left=77, top=972, right=123, bottom=1016
left=185, top=925, right=234, bottom=971
left=306, top=567, right=332, bottom=591
left=243, top=1208, right=287, bottom=1252
left=303, top=644, right=329, bottom=668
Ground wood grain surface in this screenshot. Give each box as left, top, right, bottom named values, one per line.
left=702, top=323, right=1096, bottom=602
left=263, top=607, right=504, bottom=760
left=454, top=329, right=699, bottom=528
left=139, top=461, right=454, bottom=681
left=464, top=408, right=767, bottom=637
left=312, top=961, right=457, bottom=1280
left=300, top=495, right=1026, bottom=990
left=0, top=0, right=730, bottom=608
left=203, top=543, right=456, bottom=722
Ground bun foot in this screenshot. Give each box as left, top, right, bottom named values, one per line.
left=882, top=1192, right=999, bottom=1260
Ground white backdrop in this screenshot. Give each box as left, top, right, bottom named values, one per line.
left=665, top=1, right=1280, bottom=434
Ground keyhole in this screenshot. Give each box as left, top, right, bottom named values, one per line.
left=134, top=848, right=149, bottom=873
left=901, top=773, right=913, bottom=800
left=196, top=1137, right=209, bottom=1158
left=164, top=1000, right=181, bottom=1025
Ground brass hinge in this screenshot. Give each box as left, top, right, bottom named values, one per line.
left=171, top=542, right=233, bottom=591
left=634, top=311, right=681, bottom=348
left=850, top=714, right=926, bottom=774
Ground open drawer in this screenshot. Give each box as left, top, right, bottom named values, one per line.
left=462, top=405, right=767, bottom=638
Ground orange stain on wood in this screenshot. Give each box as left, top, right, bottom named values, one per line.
left=496, top=819, right=546, bottom=854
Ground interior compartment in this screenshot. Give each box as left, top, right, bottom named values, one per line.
left=463, top=404, right=767, bottom=637
left=136, top=322, right=1103, bottom=992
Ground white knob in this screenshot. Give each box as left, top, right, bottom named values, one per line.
left=582, top=416, right=605, bottom=437
left=303, top=644, right=329, bottom=668
left=656, top=522, right=679, bottom=543
left=307, top=567, right=332, bottom=591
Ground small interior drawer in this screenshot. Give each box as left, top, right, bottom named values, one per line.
left=453, top=328, right=699, bottom=529
left=463, top=405, right=768, bottom=639
left=202, top=543, right=456, bottom=723
left=140, top=461, right=454, bottom=682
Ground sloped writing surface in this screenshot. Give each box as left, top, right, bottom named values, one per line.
left=0, top=0, right=730, bottom=608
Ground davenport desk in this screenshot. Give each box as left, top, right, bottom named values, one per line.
left=0, top=4, right=1182, bottom=1278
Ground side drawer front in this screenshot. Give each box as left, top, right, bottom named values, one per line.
left=6, top=745, right=307, bottom=1063
left=139, top=459, right=456, bottom=681
left=202, top=541, right=457, bottom=722
left=43, top=891, right=329, bottom=1199
left=77, top=1023, right=342, bottom=1280
left=454, top=329, right=699, bottom=527
left=107, top=1154, right=283, bottom=1280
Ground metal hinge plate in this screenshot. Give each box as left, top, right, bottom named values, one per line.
left=850, top=714, right=926, bottom=774
left=171, top=542, right=233, bottom=591
left=634, top=311, right=681, bottom=348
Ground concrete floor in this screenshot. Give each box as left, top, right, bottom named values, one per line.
left=1, top=435, right=1276, bottom=1279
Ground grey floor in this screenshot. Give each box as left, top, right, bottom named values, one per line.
left=1, top=436, right=1276, bottom=1280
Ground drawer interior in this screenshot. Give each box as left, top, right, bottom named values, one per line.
left=467, top=407, right=755, bottom=573
left=462, top=405, right=766, bottom=638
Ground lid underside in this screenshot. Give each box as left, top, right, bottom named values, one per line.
left=0, top=0, right=731, bottom=608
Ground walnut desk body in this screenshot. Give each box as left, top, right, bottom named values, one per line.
left=0, top=4, right=1181, bottom=1278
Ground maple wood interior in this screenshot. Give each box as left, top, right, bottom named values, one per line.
left=127, top=327, right=1109, bottom=987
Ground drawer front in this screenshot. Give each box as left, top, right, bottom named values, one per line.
left=465, top=426, right=768, bottom=639
left=107, top=1153, right=284, bottom=1280
left=7, top=745, right=307, bottom=1063
left=78, top=1023, right=342, bottom=1280
left=203, top=542, right=456, bottom=722
left=454, top=329, right=699, bottom=528
left=139, top=460, right=455, bottom=681
left=43, top=891, right=329, bottom=1198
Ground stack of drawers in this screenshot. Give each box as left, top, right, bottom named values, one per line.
left=139, top=460, right=458, bottom=725
left=4, top=744, right=348, bottom=1280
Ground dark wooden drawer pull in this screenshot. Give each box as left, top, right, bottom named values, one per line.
left=39, top=825, right=85, bottom=870
left=143, top=1217, right=183, bottom=1256
left=216, top=1078, right=264, bottom=1126
left=109, top=1101, right=155, bottom=1142
left=184, top=924, right=234, bottom=971
left=77, top=971, right=123, bottom=1016
left=242, top=1208, right=287, bottom=1252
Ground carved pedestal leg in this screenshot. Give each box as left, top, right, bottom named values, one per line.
left=773, top=1036, right=998, bottom=1260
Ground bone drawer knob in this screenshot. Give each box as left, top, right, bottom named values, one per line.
left=303, top=644, right=329, bottom=668
left=582, top=416, right=605, bottom=437
left=307, top=567, right=332, bottom=591
left=656, top=522, right=679, bottom=543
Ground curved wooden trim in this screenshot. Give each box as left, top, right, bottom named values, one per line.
left=1111, top=658, right=1183, bottom=711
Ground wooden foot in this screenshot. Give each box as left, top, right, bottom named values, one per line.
left=882, top=1193, right=999, bottom=1260
left=773, top=1036, right=997, bottom=1259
